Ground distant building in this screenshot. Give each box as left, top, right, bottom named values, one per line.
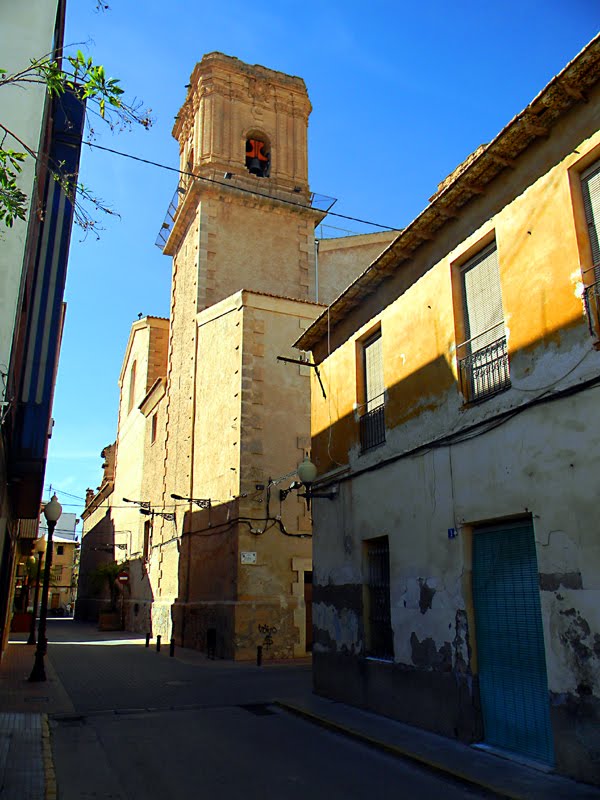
left=0, top=0, right=85, bottom=655
left=296, top=36, right=600, bottom=786
left=78, top=53, right=395, bottom=658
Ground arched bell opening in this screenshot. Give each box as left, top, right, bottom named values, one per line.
left=245, top=131, right=271, bottom=178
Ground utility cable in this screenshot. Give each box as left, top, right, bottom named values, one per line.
left=83, top=141, right=400, bottom=232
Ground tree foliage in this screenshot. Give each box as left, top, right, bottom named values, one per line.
left=0, top=48, right=152, bottom=235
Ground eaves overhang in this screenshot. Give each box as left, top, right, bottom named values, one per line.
left=295, top=33, right=600, bottom=354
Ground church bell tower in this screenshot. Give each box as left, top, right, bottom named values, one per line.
left=163, top=53, right=325, bottom=308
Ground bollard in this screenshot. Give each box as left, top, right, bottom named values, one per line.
left=170, top=637, right=175, bottom=657
left=256, top=645, right=262, bottom=666
left=156, top=634, right=161, bottom=652
left=145, top=633, right=150, bottom=648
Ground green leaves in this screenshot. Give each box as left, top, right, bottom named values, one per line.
left=1, top=47, right=153, bottom=232
left=0, top=148, right=28, bottom=227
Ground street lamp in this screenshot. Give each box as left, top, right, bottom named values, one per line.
left=26, top=539, right=45, bottom=646
left=296, top=455, right=338, bottom=510
left=29, top=494, right=62, bottom=682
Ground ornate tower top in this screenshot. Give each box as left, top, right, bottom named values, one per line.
left=173, top=53, right=312, bottom=198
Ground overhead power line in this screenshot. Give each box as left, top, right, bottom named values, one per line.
left=84, top=141, right=400, bottom=232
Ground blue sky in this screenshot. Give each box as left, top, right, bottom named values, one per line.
left=45, top=0, right=599, bottom=523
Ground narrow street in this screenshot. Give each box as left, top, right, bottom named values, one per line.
left=44, top=619, right=490, bottom=800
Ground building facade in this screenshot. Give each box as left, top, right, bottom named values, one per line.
left=78, top=53, right=395, bottom=659
left=296, top=37, right=600, bottom=785
left=0, top=0, right=84, bottom=654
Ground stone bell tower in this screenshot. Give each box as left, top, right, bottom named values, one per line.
left=163, top=52, right=325, bottom=308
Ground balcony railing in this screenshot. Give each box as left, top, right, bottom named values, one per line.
left=155, top=176, right=338, bottom=251
left=458, top=334, right=510, bottom=403
left=360, top=404, right=386, bottom=452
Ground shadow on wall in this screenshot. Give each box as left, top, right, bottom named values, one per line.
left=171, top=498, right=240, bottom=659
left=75, top=509, right=116, bottom=622
left=312, top=315, right=590, bottom=475
left=123, top=555, right=155, bottom=635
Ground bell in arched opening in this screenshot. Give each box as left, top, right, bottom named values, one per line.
left=245, top=137, right=270, bottom=177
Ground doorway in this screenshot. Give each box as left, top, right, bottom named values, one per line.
left=472, top=519, right=554, bottom=765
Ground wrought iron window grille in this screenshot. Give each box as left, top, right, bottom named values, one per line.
left=359, top=403, right=386, bottom=452
left=365, top=537, right=393, bottom=660
left=457, top=333, right=510, bottom=403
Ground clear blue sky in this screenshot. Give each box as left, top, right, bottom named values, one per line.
left=45, top=0, right=599, bottom=523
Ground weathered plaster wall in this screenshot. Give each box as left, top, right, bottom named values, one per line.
left=308, top=92, right=600, bottom=783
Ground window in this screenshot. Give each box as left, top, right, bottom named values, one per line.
left=56, top=545, right=64, bottom=555
left=245, top=135, right=270, bottom=177
left=456, top=243, right=510, bottom=402
left=151, top=412, right=158, bottom=443
left=581, top=159, right=600, bottom=336
left=359, top=330, right=386, bottom=451
left=364, top=536, right=393, bottom=659
left=128, top=361, right=137, bottom=413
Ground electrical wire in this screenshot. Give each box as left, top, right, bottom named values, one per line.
left=314, top=372, right=600, bottom=492
left=83, top=141, right=400, bottom=232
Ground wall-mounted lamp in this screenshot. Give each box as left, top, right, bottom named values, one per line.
left=280, top=455, right=338, bottom=511
left=123, top=498, right=150, bottom=510
left=140, top=507, right=176, bottom=522
left=171, top=493, right=211, bottom=510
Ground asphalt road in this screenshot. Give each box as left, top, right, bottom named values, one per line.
left=47, top=620, right=491, bottom=799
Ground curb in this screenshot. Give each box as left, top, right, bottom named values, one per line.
left=275, top=700, right=522, bottom=800
left=42, top=714, right=57, bottom=800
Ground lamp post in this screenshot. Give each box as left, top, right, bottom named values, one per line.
left=29, top=494, right=62, bottom=682
left=26, top=541, right=44, bottom=646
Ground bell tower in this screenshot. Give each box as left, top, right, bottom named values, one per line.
left=163, top=53, right=325, bottom=308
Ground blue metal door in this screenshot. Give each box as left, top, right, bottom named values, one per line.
left=472, top=520, right=554, bottom=765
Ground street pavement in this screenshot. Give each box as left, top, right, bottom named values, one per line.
left=2, top=618, right=599, bottom=799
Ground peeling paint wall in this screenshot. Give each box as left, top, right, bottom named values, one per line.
left=308, top=84, right=600, bottom=785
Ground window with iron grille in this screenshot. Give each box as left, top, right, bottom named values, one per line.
left=457, top=243, right=510, bottom=402
left=581, top=159, right=600, bottom=337
left=364, top=536, right=393, bottom=659
left=359, top=331, right=386, bottom=451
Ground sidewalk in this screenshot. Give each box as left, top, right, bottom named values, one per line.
left=0, top=633, right=73, bottom=800
left=275, top=694, right=600, bottom=800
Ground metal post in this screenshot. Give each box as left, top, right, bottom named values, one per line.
left=170, top=637, right=175, bottom=657
left=256, top=645, right=262, bottom=666
left=29, top=521, right=55, bottom=681
left=156, top=634, right=161, bottom=652
left=145, top=632, right=150, bottom=648
left=27, top=552, right=43, bottom=646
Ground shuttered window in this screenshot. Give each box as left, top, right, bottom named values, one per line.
left=363, top=332, right=384, bottom=411
left=581, top=159, right=600, bottom=337
left=581, top=158, right=600, bottom=276
left=458, top=243, right=510, bottom=401
left=360, top=331, right=386, bottom=451
left=461, top=244, right=504, bottom=351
